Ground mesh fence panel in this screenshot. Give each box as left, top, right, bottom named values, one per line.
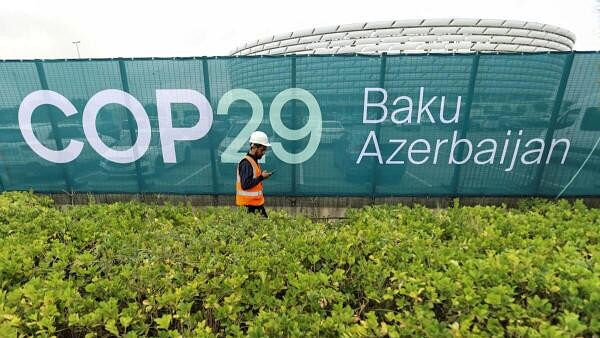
left=0, top=52, right=598, bottom=197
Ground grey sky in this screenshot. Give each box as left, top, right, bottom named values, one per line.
left=1, top=0, right=598, bottom=59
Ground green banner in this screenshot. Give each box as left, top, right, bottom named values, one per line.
left=0, top=52, right=599, bottom=197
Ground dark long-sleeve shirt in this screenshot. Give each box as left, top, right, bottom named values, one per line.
left=238, top=153, right=264, bottom=190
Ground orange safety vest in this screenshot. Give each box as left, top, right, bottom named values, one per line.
left=236, top=155, right=265, bottom=206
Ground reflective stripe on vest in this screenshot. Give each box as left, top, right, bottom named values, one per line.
left=235, top=155, right=265, bottom=206
left=237, top=190, right=263, bottom=197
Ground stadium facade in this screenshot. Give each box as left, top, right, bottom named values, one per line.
left=230, top=18, right=575, bottom=56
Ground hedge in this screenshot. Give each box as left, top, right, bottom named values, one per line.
left=0, top=192, right=598, bottom=337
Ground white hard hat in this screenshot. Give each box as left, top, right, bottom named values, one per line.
left=249, top=131, right=271, bottom=147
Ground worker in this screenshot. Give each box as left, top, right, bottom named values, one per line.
left=236, top=131, right=274, bottom=217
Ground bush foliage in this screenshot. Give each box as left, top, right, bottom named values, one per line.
left=0, top=192, right=599, bottom=337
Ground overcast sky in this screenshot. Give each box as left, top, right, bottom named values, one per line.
left=1, top=0, right=599, bottom=59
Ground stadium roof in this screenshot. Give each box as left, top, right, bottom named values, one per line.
left=231, top=18, right=576, bottom=56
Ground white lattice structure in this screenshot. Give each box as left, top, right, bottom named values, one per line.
left=230, top=18, right=576, bottom=55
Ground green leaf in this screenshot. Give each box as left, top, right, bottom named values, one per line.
left=155, top=314, right=172, bottom=330
left=485, top=293, right=501, bottom=305
left=105, top=319, right=119, bottom=336
left=120, top=315, right=132, bottom=329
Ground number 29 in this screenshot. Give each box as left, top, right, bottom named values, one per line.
left=217, top=88, right=322, bottom=164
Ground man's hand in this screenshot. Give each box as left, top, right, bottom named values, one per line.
left=261, top=171, right=273, bottom=179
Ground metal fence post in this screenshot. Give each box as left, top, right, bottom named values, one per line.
left=291, top=56, right=297, bottom=196
left=117, top=60, right=145, bottom=193
left=0, top=166, right=5, bottom=191
left=533, top=52, right=574, bottom=194
left=451, top=53, right=480, bottom=194
left=35, top=61, right=74, bottom=192
left=370, top=53, right=387, bottom=200
left=202, top=58, right=220, bottom=196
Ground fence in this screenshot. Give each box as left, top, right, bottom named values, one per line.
left=0, top=52, right=599, bottom=197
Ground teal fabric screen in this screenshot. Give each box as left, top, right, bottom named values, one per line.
left=0, top=52, right=598, bottom=197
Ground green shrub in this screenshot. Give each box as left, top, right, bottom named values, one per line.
left=0, top=192, right=598, bottom=337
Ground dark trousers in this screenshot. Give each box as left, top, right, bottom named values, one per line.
left=246, top=205, right=268, bottom=218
